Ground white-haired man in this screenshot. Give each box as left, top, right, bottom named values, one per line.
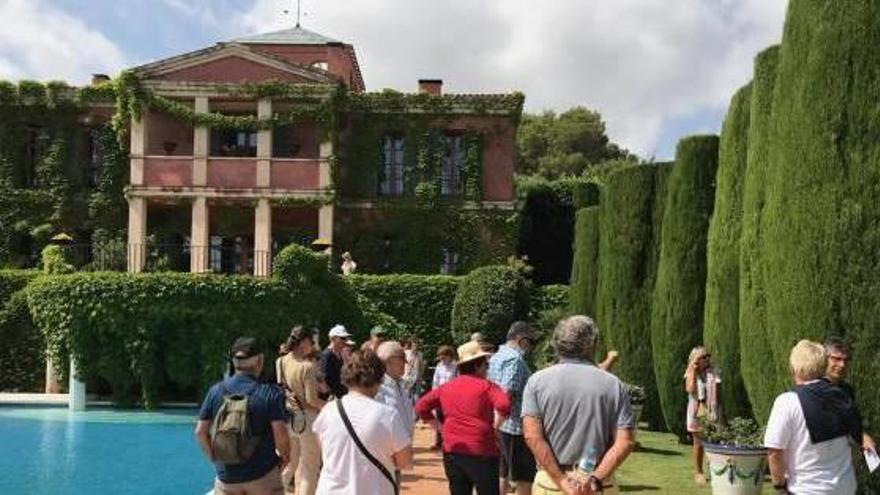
left=765, top=340, right=861, bottom=494
left=375, top=340, right=416, bottom=484
left=522, top=316, right=635, bottom=495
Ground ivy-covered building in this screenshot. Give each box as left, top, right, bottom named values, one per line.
left=0, top=25, right=522, bottom=275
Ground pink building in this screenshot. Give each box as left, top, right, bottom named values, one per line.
left=123, top=25, right=521, bottom=275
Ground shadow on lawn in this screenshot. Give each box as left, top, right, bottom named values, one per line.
left=619, top=484, right=661, bottom=492
left=634, top=445, right=681, bottom=457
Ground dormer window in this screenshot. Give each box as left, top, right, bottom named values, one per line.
left=311, top=61, right=329, bottom=72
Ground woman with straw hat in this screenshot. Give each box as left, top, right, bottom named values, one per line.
left=415, top=341, right=511, bottom=495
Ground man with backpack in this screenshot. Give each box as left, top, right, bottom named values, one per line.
left=195, top=337, right=291, bottom=494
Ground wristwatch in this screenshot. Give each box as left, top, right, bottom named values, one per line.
left=587, top=475, right=604, bottom=492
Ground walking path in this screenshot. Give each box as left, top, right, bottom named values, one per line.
left=401, top=425, right=448, bottom=494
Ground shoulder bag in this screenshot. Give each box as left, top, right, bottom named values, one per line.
left=336, top=398, right=399, bottom=495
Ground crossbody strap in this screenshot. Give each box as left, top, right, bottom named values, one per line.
left=336, top=399, right=398, bottom=495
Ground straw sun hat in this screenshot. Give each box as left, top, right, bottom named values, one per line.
left=456, top=341, right=492, bottom=366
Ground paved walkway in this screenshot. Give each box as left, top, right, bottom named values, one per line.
left=401, top=425, right=448, bottom=494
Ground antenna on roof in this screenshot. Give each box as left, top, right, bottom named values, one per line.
left=283, top=0, right=307, bottom=28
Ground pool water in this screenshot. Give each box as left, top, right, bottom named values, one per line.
left=0, top=407, right=215, bottom=494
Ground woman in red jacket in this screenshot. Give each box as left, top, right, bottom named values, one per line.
left=415, top=341, right=511, bottom=495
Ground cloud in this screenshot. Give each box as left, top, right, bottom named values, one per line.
left=0, top=0, right=126, bottom=85
left=239, top=0, right=788, bottom=157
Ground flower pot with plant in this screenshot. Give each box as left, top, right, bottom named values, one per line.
left=623, top=383, right=646, bottom=427
left=701, top=417, right=767, bottom=495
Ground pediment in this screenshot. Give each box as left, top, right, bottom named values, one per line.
left=132, top=43, right=337, bottom=85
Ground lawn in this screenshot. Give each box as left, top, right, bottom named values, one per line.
left=615, top=428, right=711, bottom=494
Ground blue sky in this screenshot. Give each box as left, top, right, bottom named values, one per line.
left=0, top=0, right=788, bottom=159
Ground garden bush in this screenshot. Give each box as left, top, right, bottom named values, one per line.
left=569, top=206, right=600, bottom=318
left=26, top=272, right=365, bottom=407
left=738, top=46, right=780, bottom=422
left=516, top=175, right=599, bottom=284
left=651, top=135, right=719, bottom=435
left=0, top=269, right=38, bottom=304
left=273, top=243, right=331, bottom=285
left=595, top=164, right=665, bottom=429
left=703, top=83, right=753, bottom=420
left=0, top=290, right=44, bottom=392
left=451, top=265, right=530, bottom=344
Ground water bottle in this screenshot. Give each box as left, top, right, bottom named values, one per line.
left=577, top=447, right=597, bottom=474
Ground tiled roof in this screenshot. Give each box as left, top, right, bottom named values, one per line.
left=232, top=25, right=341, bottom=45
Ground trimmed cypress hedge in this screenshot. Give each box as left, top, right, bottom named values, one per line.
left=569, top=206, right=601, bottom=317
left=595, top=164, right=664, bottom=429
left=756, top=11, right=880, bottom=486
left=651, top=135, right=719, bottom=435
left=703, top=83, right=753, bottom=420
left=738, top=45, right=781, bottom=422
left=451, top=265, right=530, bottom=345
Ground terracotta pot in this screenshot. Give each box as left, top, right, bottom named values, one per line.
left=704, top=443, right=767, bottom=495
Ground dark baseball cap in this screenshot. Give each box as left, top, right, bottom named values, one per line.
left=231, top=337, right=263, bottom=359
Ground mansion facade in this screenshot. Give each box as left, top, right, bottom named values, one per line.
left=2, top=25, right=521, bottom=276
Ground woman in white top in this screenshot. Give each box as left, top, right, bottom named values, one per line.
left=313, top=350, right=413, bottom=495
left=684, top=346, right=718, bottom=485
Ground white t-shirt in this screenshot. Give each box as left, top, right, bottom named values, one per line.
left=764, top=391, right=856, bottom=495
left=313, top=392, right=410, bottom=495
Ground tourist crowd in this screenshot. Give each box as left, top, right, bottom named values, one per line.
left=195, top=316, right=873, bottom=495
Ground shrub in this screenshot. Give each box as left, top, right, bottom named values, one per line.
left=273, top=243, right=330, bottom=284
left=738, top=45, right=781, bottom=422
left=703, top=83, right=754, bottom=420
left=451, top=265, right=530, bottom=344
left=41, top=244, right=74, bottom=274
left=569, top=206, right=600, bottom=317
left=516, top=175, right=599, bottom=284
left=595, top=164, right=664, bottom=429
left=0, top=290, right=44, bottom=392
left=701, top=417, right=763, bottom=449
left=0, top=269, right=38, bottom=303
left=651, top=135, right=719, bottom=435
left=530, top=284, right=569, bottom=319
left=26, top=272, right=365, bottom=407
left=623, top=383, right=646, bottom=406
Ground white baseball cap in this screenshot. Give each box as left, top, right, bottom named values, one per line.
left=328, top=325, right=351, bottom=339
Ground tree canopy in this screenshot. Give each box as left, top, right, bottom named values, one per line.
left=517, top=107, right=631, bottom=178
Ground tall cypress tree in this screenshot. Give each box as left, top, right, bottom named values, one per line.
left=570, top=205, right=601, bottom=318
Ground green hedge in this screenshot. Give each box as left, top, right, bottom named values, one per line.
left=595, top=164, right=665, bottom=429
left=26, top=272, right=365, bottom=407
left=516, top=175, right=599, bottom=284
left=530, top=284, right=569, bottom=318
left=0, top=269, right=39, bottom=304
left=451, top=265, right=530, bottom=344
left=569, top=206, right=601, bottom=317
left=703, top=83, right=753, bottom=420
left=0, top=290, right=44, bottom=392
left=651, top=135, right=719, bottom=435
left=738, top=46, right=781, bottom=422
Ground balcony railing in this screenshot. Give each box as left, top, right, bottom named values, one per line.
left=57, top=243, right=272, bottom=276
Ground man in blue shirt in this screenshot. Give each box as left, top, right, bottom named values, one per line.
left=488, top=321, right=536, bottom=495
left=195, top=337, right=290, bottom=494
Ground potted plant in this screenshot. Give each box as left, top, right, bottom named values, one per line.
left=622, top=383, right=645, bottom=427
left=701, top=417, right=767, bottom=495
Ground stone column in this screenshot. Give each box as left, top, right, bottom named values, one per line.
left=190, top=197, right=210, bottom=273
left=127, top=197, right=147, bottom=273
left=130, top=108, right=148, bottom=186
left=318, top=138, right=334, bottom=252
left=256, top=98, right=272, bottom=188
left=193, top=96, right=209, bottom=187
left=254, top=198, right=272, bottom=277
left=68, top=357, right=86, bottom=411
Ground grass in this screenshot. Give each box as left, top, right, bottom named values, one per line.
left=615, top=427, right=711, bottom=494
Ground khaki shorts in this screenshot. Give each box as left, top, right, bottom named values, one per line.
left=213, top=467, right=284, bottom=495
left=532, top=469, right=618, bottom=495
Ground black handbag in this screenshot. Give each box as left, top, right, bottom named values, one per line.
left=336, top=398, right=399, bottom=495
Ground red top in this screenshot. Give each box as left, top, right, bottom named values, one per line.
left=415, top=374, right=511, bottom=457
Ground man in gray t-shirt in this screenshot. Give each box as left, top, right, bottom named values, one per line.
left=522, top=315, right=635, bottom=494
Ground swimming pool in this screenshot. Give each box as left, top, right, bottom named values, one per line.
left=0, top=406, right=215, bottom=494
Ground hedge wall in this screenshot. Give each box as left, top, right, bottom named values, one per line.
left=26, top=272, right=365, bottom=407
left=703, top=83, right=753, bottom=421
left=651, top=135, right=719, bottom=435
left=516, top=175, right=599, bottom=284
left=569, top=206, right=601, bottom=317
left=595, top=164, right=664, bottom=429
left=451, top=265, right=530, bottom=344
left=0, top=270, right=42, bottom=392
left=0, top=269, right=38, bottom=304
left=738, top=46, right=781, bottom=422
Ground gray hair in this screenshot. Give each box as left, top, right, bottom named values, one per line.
left=553, top=315, right=598, bottom=360
left=376, top=340, right=405, bottom=362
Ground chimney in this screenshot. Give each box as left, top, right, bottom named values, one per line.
left=418, top=79, right=443, bottom=96
left=91, top=74, right=110, bottom=86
